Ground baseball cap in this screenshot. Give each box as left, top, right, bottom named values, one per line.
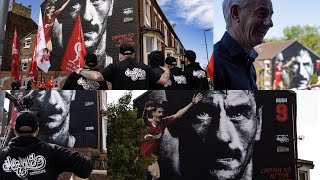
left=15, top=111, right=39, bottom=134
left=165, top=56, right=177, bottom=65
left=120, top=44, right=134, bottom=55
left=84, top=53, right=97, bottom=67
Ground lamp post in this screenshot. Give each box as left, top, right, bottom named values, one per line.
left=204, top=28, right=212, bottom=63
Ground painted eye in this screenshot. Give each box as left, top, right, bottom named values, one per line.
left=226, top=105, right=252, bottom=123
left=90, top=0, right=104, bottom=5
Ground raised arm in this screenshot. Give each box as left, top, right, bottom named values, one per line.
left=173, top=93, right=203, bottom=120
left=283, top=57, right=296, bottom=68
left=156, top=66, right=170, bottom=85
left=58, top=0, right=71, bottom=12
left=142, top=101, right=154, bottom=121
left=77, top=68, right=105, bottom=81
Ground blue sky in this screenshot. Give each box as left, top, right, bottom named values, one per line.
left=9, top=0, right=213, bottom=68
left=214, top=0, right=320, bottom=43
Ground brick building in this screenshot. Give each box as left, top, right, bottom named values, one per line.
left=253, top=40, right=320, bottom=90
left=1, top=1, right=37, bottom=71
left=1, top=0, right=185, bottom=90
left=139, top=0, right=185, bottom=67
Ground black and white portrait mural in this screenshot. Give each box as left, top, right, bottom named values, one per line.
left=41, top=0, right=138, bottom=70
left=134, top=90, right=297, bottom=180
left=5, top=90, right=98, bottom=148
left=273, top=42, right=319, bottom=89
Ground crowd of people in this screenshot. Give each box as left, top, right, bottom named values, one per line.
left=11, top=76, right=56, bottom=90
left=63, top=43, right=210, bottom=90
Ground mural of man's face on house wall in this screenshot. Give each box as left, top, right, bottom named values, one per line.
left=46, top=0, right=115, bottom=69
left=274, top=49, right=315, bottom=89
left=289, top=49, right=314, bottom=88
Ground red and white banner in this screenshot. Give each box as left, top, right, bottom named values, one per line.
left=206, top=53, right=213, bottom=80
left=29, top=10, right=50, bottom=84
left=11, top=28, right=20, bottom=81
left=61, top=14, right=87, bottom=73
left=33, top=9, right=50, bottom=73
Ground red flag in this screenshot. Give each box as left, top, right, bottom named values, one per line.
left=11, top=28, right=20, bottom=81
left=206, top=53, right=213, bottom=80
left=61, top=14, right=87, bottom=73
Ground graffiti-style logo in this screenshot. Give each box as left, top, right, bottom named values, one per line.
left=77, top=77, right=100, bottom=90
left=2, top=153, right=46, bottom=178
left=125, top=68, right=146, bottom=81
left=69, top=42, right=82, bottom=65
left=173, top=75, right=187, bottom=84
left=123, top=8, right=134, bottom=15
left=193, top=70, right=206, bottom=78
left=276, top=135, right=290, bottom=143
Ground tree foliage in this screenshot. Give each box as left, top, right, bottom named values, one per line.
left=266, top=25, right=320, bottom=56
left=107, top=91, right=152, bottom=180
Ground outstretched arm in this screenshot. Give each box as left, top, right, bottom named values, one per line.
left=173, top=93, right=203, bottom=120
left=58, top=0, right=71, bottom=12
left=283, top=58, right=296, bottom=68
left=77, top=68, right=105, bottom=82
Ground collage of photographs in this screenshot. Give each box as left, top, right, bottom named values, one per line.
left=0, top=0, right=319, bottom=180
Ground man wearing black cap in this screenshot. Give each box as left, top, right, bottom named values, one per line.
left=0, top=111, right=93, bottom=180
left=76, top=43, right=170, bottom=89
left=184, top=50, right=209, bottom=90
left=165, top=56, right=187, bottom=89
left=62, top=53, right=108, bottom=90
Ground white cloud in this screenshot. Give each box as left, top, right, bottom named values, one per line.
left=156, top=0, right=213, bottom=29
left=175, top=0, right=213, bottom=28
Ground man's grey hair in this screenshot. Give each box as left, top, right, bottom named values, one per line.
left=222, top=0, right=251, bottom=29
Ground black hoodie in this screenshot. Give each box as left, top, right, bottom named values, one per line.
left=0, top=136, right=93, bottom=180
left=184, top=62, right=209, bottom=90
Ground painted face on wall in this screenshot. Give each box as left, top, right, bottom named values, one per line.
left=33, top=90, right=75, bottom=130
left=191, top=91, right=262, bottom=180
left=289, top=50, right=314, bottom=88
left=69, top=0, right=114, bottom=67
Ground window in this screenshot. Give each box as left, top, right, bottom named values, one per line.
left=157, top=40, right=161, bottom=51
left=167, top=53, right=171, bottom=57
left=145, top=0, right=151, bottom=27
left=299, top=171, right=308, bottom=180
left=164, top=25, right=168, bottom=46
left=154, top=16, right=158, bottom=28
left=159, top=20, right=162, bottom=31
left=146, top=37, right=154, bottom=54
left=24, top=37, right=31, bottom=48
left=171, top=34, right=175, bottom=48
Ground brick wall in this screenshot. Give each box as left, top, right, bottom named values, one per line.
left=19, top=32, right=37, bottom=60
left=1, top=12, right=37, bottom=71
left=10, top=2, right=32, bottom=19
